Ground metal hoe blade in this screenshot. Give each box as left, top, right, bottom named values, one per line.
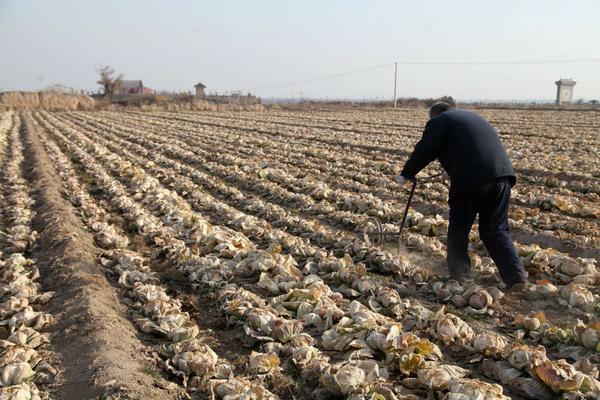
left=397, top=179, right=417, bottom=261
left=362, top=216, right=384, bottom=247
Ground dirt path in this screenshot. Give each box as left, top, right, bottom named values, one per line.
left=20, top=113, right=187, bottom=400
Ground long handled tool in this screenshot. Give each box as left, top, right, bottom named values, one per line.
left=362, top=172, right=445, bottom=263
left=397, top=178, right=417, bottom=257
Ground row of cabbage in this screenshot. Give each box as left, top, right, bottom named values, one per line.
left=106, top=110, right=600, bottom=225
left=64, top=112, right=600, bottom=354
left=34, top=111, right=600, bottom=398
left=35, top=112, right=527, bottom=398
left=163, top=109, right=600, bottom=212
left=200, top=109, right=600, bottom=141
left=0, top=113, right=54, bottom=399
left=111, top=111, right=599, bottom=246
left=57, top=111, right=600, bottom=355
left=259, top=108, right=600, bottom=176
left=70, top=112, right=596, bottom=263
left=62, top=111, right=599, bottom=319
left=179, top=111, right=599, bottom=219
left=37, top=110, right=437, bottom=399
left=25, top=113, right=281, bottom=399
left=151, top=110, right=600, bottom=187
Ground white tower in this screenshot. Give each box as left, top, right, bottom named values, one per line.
left=555, top=78, right=576, bottom=105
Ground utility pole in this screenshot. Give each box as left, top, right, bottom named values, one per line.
left=393, top=62, right=398, bottom=109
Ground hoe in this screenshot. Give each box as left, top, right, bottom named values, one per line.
left=362, top=172, right=445, bottom=260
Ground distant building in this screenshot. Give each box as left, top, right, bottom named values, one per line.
left=193, top=82, right=260, bottom=105
left=194, top=82, right=206, bottom=98
left=555, top=78, right=576, bottom=105
left=116, top=80, right=153, bottom=96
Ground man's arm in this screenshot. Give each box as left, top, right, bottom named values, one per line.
left=400, top=117, right=447, bottom=179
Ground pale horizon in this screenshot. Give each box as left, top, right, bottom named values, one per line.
left=1, top=0, right=599, bottom=101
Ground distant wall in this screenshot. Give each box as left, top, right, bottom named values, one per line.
left=0, top=91, right=95, bottom=111
left=97, top=95, right=264, bottom=112
left=0, top=91, right=264, bottom=112
left=205, top=95, right=260, bottom=105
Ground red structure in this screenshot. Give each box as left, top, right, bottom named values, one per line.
left=116, top=80, right=153, bottom=96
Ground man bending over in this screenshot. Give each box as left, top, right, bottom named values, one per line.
left=396, top=102, right=527, bottom=289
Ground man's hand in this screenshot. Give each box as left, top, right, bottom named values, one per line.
left=394, top=174, right=412, bottom=187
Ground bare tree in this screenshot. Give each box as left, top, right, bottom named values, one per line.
left=96, top=65, right=123, bottom=99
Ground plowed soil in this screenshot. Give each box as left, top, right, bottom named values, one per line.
left=22, top=116, right=187, bottom=399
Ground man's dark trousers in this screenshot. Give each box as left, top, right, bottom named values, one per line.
left=447, top=177, right=527, bottom=285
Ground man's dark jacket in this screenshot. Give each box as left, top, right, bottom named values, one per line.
left=401, top=109, right=516, bottom=199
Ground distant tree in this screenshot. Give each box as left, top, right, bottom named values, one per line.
left=423, top=95, right=456, bottom=108
left=96, top=65, right=123, bottom=99
left=438, top=95, right=456, bottom=107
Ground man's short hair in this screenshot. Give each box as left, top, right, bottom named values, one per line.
left=429, top=102, right=454, bottom=118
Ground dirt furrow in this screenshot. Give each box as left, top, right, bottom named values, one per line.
left=20, top=113, right=187, bottom=400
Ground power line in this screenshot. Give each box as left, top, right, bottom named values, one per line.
left=394, top=58, right=600, bottom=65
left=241, top=63, right=392, bottom=92
left=239, top=57, right=600, bottom=92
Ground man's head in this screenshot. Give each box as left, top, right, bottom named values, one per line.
left=429, top=102, right=454, bottom=119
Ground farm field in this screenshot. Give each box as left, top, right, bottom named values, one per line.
left=1, top=108, right=599, bottom=399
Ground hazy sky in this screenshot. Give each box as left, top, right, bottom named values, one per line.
left=1, top=0, right=599, bottom=100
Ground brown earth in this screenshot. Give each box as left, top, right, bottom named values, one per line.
left=0, top=91, right=265, bottom=112
left=21, top=114, right=187, bottom=400
left=0, top=91, right=95, bottom=111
